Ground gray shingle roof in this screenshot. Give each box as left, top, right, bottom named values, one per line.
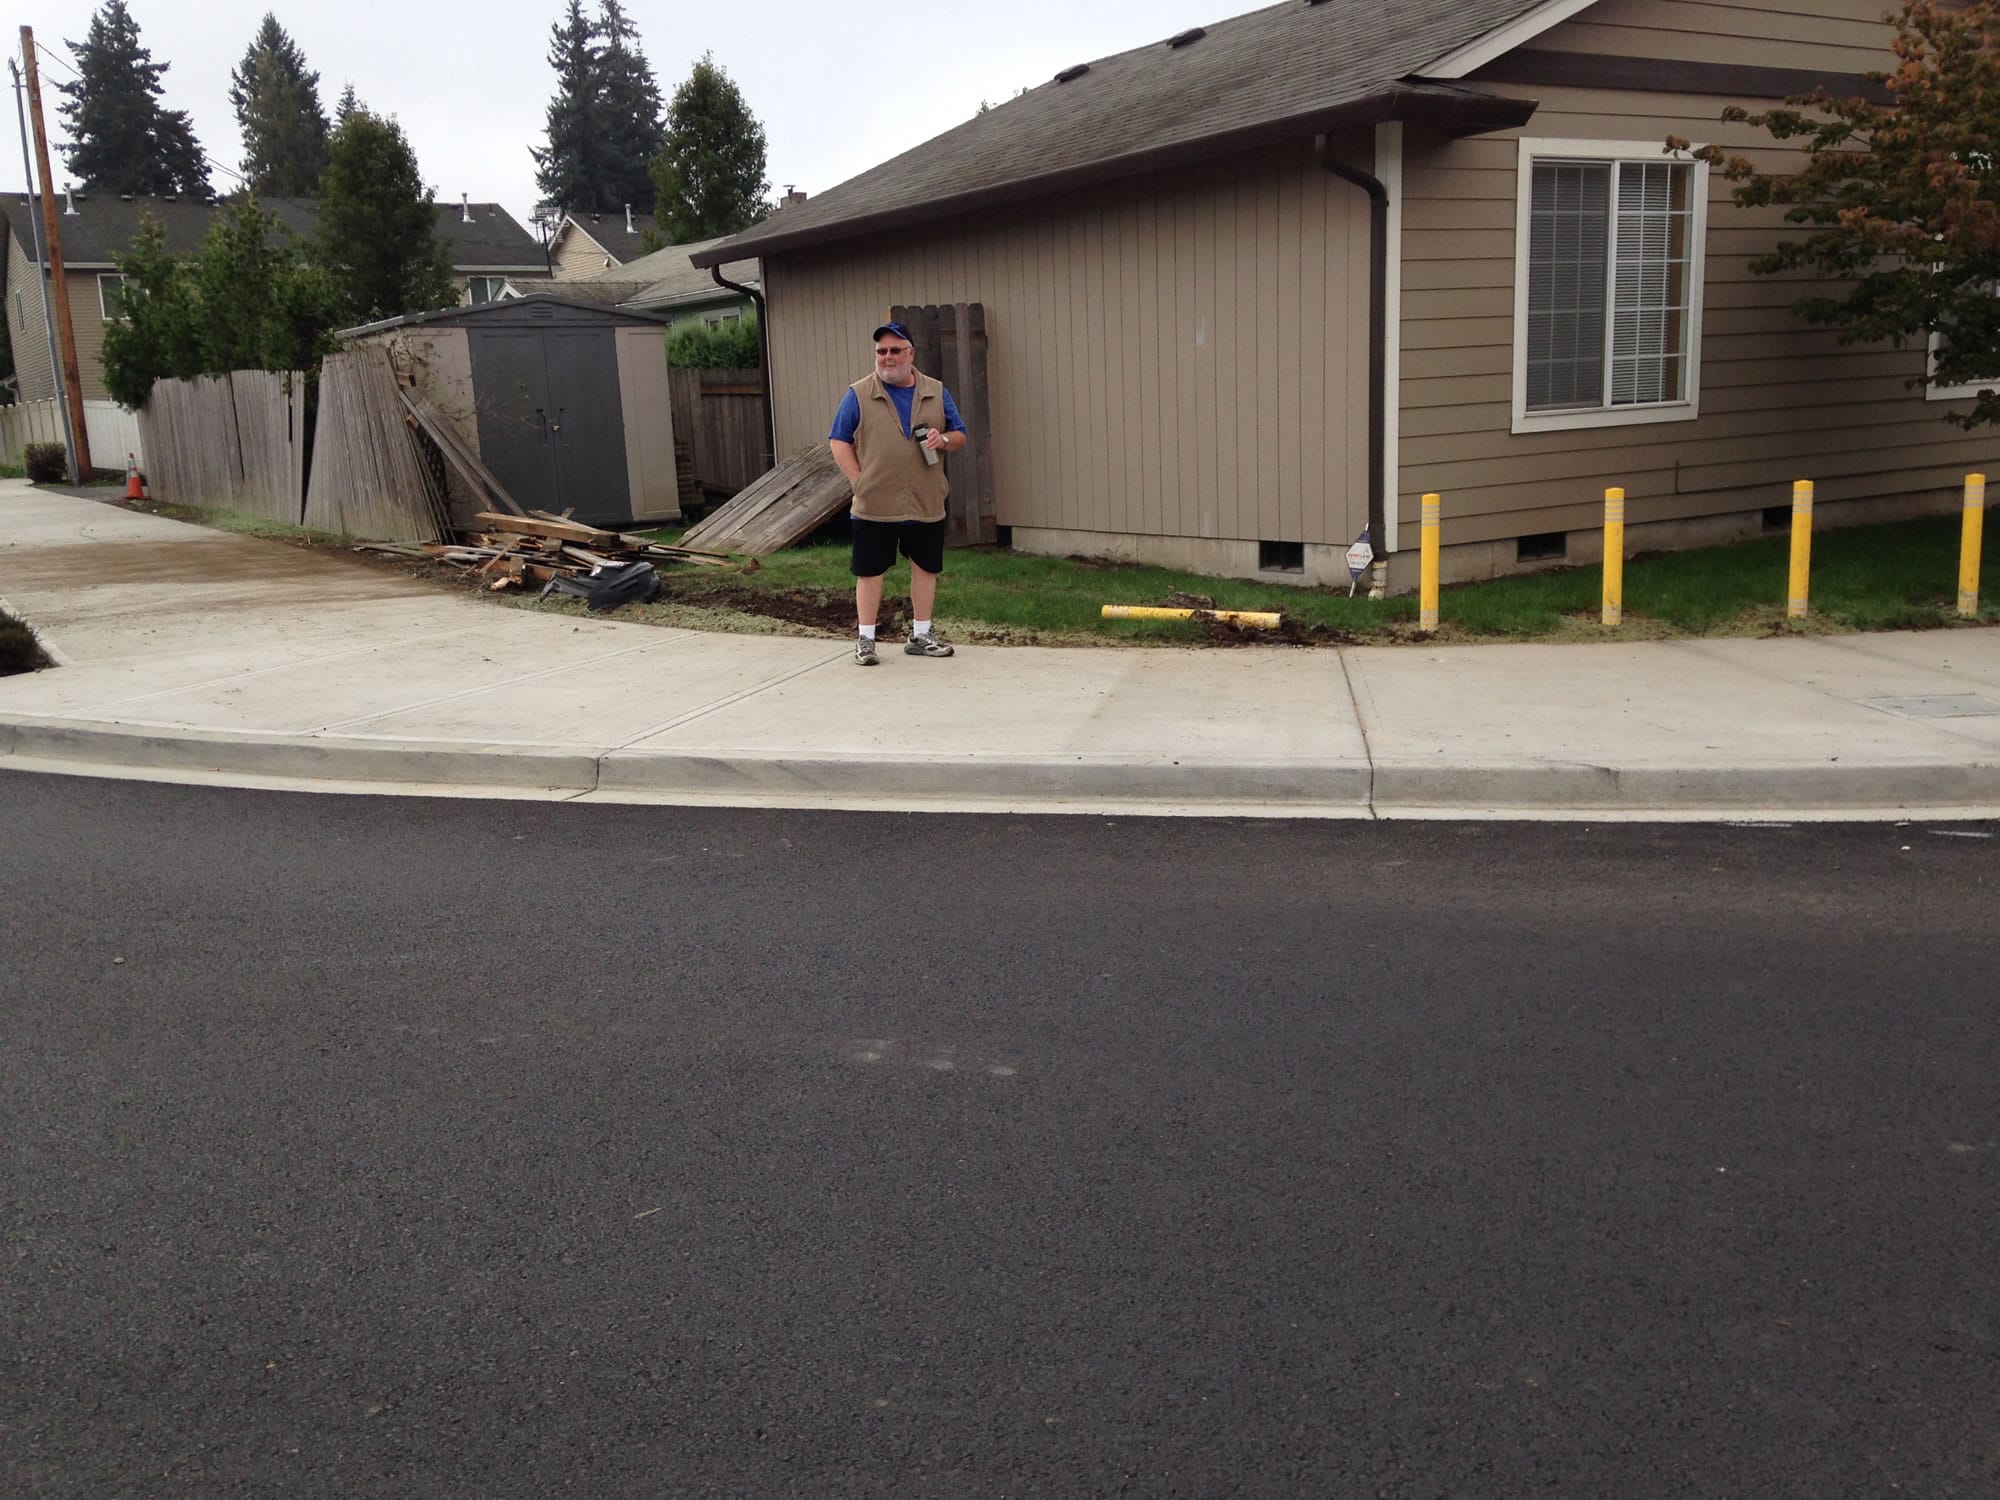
left=692, top=0, right=1549, bottom=266
left=581, top=234, right=759, bottom=309
left=558, top=210, right=660, bottom=263
left=0, top=193, right=542, bottom=271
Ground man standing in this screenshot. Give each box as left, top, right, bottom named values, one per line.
left=827, top=321, right=970, bottom=665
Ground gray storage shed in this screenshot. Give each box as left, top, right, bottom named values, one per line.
left=341, top=295, right=679, bottom=529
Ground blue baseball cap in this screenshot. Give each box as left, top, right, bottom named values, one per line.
left=872, top=322, right=913, bottom=346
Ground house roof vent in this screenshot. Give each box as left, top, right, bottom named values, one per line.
left=1167, top=27, right=1206, bottom=47
left=1053, top=63, right=1089, bottom=83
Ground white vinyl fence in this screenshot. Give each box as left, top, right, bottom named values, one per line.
left=0, top=397, right=146, bottom=470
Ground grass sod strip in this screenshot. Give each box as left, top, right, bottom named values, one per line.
left=636, top=510, right=2000, bottom=645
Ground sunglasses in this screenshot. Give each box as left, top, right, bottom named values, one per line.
left=874, top=345, right=912, bottom=356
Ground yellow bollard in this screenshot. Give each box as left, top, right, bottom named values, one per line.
left=1602, top=487, right=1625, bottom=627
left=1419, top=492, right=1441, bottom=631
left=1959, top=473, right=1986, bottom=619
left=1100, top=605, right=1281, bottom=627
left=1787, top=479, right=1814, bottom=620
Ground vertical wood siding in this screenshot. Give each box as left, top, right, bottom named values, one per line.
left=765, top=138, right=1372, bottom=546
left=1399, top=49, right=2000, bottom=549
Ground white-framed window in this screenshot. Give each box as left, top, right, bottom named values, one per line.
left=700, top=309, right=742, bottom=329
left=466, top=276, right=520, bottom=305
left=1512, top=138, right=1709, bottom=434
left=1926, top=289, right=2000, bottom=401
left=98, top=273, right=128, bottom=321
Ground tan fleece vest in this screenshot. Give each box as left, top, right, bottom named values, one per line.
left=847, top=370, right=951, bottom=523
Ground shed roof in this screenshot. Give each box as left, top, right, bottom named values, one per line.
left=692, top=0, right=1548, bottom=266
left=336, top=290, right=671, bottom=339
left=0, top=193, right=544, bottom=271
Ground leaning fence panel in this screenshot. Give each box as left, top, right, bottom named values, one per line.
left=302, top=348, right=448, bottom=542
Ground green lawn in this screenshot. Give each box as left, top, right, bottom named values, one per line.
left=640, top=510, right=1999, bottom=646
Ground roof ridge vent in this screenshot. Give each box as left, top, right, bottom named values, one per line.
left=1167, top=26, right=1206, bottom=47
left=1053, top=63, right=1089, bottom=83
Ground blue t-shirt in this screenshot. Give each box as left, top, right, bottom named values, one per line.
left=828, top=383, right=966, bottom=443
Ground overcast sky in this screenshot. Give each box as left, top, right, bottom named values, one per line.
left=7, top=0, right=1255, bottom=230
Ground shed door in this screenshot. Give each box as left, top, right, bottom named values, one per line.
left=541, top=330, right=629, bottom=526
left=468, top=329, right=559, bottom=512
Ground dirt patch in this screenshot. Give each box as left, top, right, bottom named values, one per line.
left=1193, top=613, right=1357, bottom=647
left=663, top=577, right=893, bottom=636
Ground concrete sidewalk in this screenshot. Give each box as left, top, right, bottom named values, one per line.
left=4, top=480, right=1999, bottom=817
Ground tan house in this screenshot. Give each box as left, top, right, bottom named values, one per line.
left=2, top=193, right=549, bottom=405
left=695, top=0, right=1994, bottom=589
left=545, top=207, right=660, bottom=279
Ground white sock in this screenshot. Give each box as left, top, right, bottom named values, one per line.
left=858, top=624, right=877, bottom=640
left=913, top=619, right=931, bottom=638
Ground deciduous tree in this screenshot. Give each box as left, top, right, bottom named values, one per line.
left=1681, top=0, right=2000, bottom=422
left=650, top=52, right=770, bottom=242
left=57, top=0, right=210, bottom=197
left=315, top=107, right=455, bottom=324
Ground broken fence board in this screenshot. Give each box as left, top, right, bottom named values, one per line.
left=680, top=443, right=853, bottom=557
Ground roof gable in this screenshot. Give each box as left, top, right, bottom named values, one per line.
left=693, top=0, right=1554, bottom=265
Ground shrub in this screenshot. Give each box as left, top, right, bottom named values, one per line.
left=667, top=310, right=759, bottom=369
left=23, top=442, right=67, bottom=483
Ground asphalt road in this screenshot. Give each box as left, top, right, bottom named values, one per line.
left=3, top=774, right=1996, bottom=1498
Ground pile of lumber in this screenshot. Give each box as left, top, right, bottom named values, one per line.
left=358, top=510, right=740, bottom=591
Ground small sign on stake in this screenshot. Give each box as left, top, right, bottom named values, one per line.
left=1344, top=527, right=1374, bottom=597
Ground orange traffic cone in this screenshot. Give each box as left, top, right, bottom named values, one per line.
left=124, top=453, right=147, bottom=501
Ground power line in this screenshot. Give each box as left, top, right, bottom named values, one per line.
left=30, top=39, right=78, bottom=83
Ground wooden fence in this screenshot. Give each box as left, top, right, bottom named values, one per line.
left=137, top=371, right=305, bottom=524
left=302, top=347, right=448, bottom=542
left=0, top=397, right=147, bottom=470
left=668, top=366, right=769, bottom=512
left=889, top=303, right=995, bottom=547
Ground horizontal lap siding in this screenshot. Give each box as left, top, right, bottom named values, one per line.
left=1398, top=47, right=2000, bottom=550
left=7, top=230, right=54, bottom=400
left=764, top=140, right=1371, bottom=545
left=1531, top=0, right=1895, bottom=70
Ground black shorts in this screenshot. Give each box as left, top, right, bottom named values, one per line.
left=850, top=517, right=947, bottom=578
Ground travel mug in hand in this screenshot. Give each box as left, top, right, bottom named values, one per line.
left=912, top=424, right=941, bottom=467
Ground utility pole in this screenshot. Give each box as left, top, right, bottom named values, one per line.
left=7, top=56, right=72, bottom=476
left=19, top=26, right=92, bottom=479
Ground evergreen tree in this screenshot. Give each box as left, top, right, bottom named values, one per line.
left=335, top=82, right=360, bottom=123
left=58, top=0, right=210, bottom=196
left=101, top=217, right=204, bottom=408
left=315, top=107, right=455, bottom=323
left=194, top=197, right=340, bottom=375
left=229, top=14, right=331, bottom=196
left=595, top=0, right=665, bottom=211
left=650, top=53, right=770, bottom=242
left=532, top=0, right=614, bottom=214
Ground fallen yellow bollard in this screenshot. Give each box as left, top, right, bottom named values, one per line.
left=1101, top=605, right=1282, bottom=628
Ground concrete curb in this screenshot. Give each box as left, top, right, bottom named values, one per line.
left=1371, top=759, right=2000, bottom=812
left=5, top=713, right=2000, bottom=816
left=0, top=719, right=600, bottom=792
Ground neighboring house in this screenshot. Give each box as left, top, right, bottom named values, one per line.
left=694, top=0, right=1995, bottom=588
left=546, top=207, right=659, bottom=280
left=0, top=192, right=549, bottom=404
left=581, top=234, right=760, bottom=330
